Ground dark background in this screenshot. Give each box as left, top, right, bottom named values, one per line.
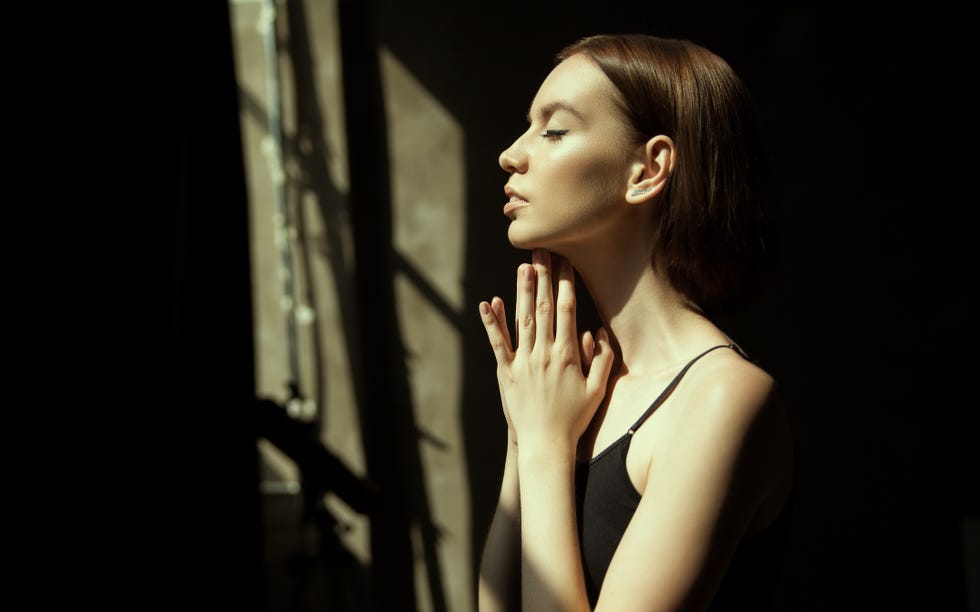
left=68, top=0, right=976, bottom=610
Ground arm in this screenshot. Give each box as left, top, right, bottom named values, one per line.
left=594, top=368, right=790, bottom=611
left=479, top=249, right=614, bottom=612
left=478, top=433, right=521, bottom=612
left=517, top=438, right=589, bottom=612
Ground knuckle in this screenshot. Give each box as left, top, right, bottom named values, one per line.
left=556, top=344, right=578, bottom=364
left=556, top=297, right=575, bottom=313
left=535, top=301, right=552, bottom=314
left=520, top=314, right=535, bottom=329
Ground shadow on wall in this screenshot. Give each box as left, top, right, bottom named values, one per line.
left=368, top=2, right=979, bottom=611
left=249, top=0, right=457, bottom=609
left=255, top=397, right=378, bottom=610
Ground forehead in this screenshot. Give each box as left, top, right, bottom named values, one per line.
left=529, top=53, right=620, bottom=121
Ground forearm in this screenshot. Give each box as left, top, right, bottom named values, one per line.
left=478, top=437, right=521, bottom=612
left=518, top=443, right=590, bottom=612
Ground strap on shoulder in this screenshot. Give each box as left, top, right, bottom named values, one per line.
left=625, top=344, right=739, bottom=436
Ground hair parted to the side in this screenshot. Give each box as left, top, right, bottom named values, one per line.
left=557, top=34, right=773, bottom=317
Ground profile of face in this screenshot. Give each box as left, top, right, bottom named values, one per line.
left=498, top=53, right=641, bottom=252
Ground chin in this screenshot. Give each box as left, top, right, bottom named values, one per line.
left=507, top=225, right=541, bottom=251
left=507, top=225, right=574, bottom=256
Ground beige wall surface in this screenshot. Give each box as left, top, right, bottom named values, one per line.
left=230, top=1, right=472, bottom=610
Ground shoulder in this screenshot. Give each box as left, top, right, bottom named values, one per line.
left=662, top=349, right=791, bottom=489
left=597, top=349, right=791, bottom=610
left=682, top=348, right=778, bottom=426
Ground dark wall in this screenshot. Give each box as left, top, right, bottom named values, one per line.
left=74, top=1, right=976, bottom=610
left=75, top=2, right=260, bottom=610
left=364, top=1, right=977, bottom=609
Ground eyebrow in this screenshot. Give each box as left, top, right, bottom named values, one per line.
left=526, top=99, right=584, bottom=123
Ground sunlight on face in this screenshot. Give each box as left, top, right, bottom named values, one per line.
left=498, top=54, right=638, bottom=253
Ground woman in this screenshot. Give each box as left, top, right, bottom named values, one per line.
left=477, top=34, right=795, bottom=611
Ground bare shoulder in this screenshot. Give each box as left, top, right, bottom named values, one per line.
left=681, top=349, right=779, bottom=424
left=668, top=348, right=793, bottom=497
left=597, top=349, right=794, bottom=610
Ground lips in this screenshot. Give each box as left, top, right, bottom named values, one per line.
left=503, top=186, right=529, bottom=218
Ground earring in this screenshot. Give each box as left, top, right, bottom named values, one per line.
left=630, top=187, right=651, bottom=196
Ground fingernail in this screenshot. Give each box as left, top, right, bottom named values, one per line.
left=525, top=265, right=534, bottom=280
left=480, top=302, right=490, bottom=315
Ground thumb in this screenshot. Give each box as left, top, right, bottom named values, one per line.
left=585, top=328, right=614, bottom=398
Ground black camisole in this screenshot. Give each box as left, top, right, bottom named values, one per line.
left=574, top=344, right=794, bottom=609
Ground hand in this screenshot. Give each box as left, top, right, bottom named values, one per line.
left=478, top=249, right=614, bottom=451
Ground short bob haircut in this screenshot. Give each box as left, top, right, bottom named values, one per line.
left=557, top=34, right=773, bottom=317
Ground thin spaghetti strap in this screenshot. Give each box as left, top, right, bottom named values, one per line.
left=625, top=344, right=740, bottom=436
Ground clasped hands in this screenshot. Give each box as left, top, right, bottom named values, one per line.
left=479, top=249, right=614, bottom=453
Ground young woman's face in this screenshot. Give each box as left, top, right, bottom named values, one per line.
left=498, top=53, right=637, bottom=252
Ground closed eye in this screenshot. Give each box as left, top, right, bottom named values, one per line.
left=542, top=129, right=569, bottom=140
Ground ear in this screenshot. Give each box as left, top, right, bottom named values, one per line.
left=625, top=135, right=675, bottom=204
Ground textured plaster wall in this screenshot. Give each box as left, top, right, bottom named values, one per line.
left=230, top=1, right=471, bottom=610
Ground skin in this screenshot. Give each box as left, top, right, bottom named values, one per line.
left=477, top=53, right=794, bottom=612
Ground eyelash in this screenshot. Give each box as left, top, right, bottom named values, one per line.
left=541, top=129, right=569, bottom=140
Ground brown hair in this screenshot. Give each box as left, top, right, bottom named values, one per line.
left=557, top=34, right=773, bottom=316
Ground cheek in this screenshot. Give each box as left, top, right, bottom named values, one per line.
left=553, top=146, right=628, bottom=206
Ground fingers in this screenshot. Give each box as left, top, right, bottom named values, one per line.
left=532, top=249, right=554, bottom=345
left=554, top=256, right=577, bottom=346
left=479, top=298, right=513, bottom=364
left=491, top=296, right=513, bottom=353
left=502, top=251, right=575, bottom=355
left=515, top=262, right=536, bottom=352
left=579, top=330, right=594, bottom=375
left=586, top=328, right=615, bottom=398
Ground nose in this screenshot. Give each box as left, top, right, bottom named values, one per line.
left=498, top=135, right=527, bottom=174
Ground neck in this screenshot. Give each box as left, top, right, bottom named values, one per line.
left=559, top=227, right=729, bottom=379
